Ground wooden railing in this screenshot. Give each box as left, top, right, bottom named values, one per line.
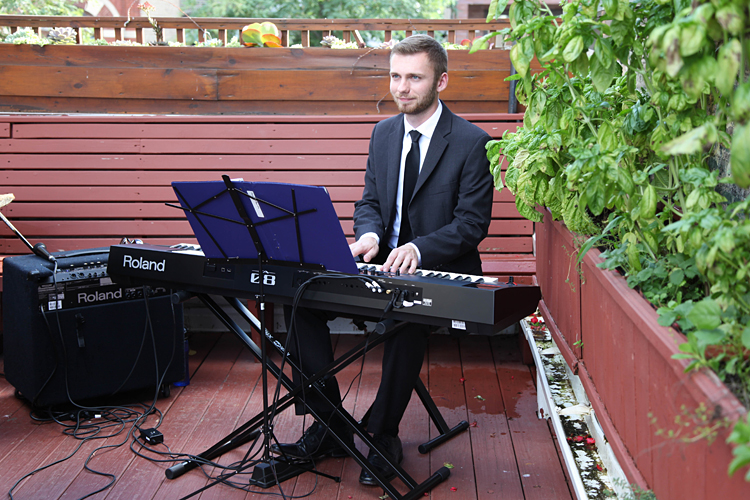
left=0, top=16, right=511, bottom=47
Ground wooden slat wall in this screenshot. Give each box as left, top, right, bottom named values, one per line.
left=0, top=45, right=514, bottom=115
left=0, top=113, right=533, bottom=288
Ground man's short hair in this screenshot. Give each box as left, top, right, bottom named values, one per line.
left=390, top=34, right=448, bottom=82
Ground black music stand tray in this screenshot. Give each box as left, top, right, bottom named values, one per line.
left=166, top=177, right=466, bottom=499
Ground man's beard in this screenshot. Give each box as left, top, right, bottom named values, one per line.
left=393, top=82, right=438, bottom=115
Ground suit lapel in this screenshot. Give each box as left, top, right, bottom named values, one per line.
left=414, top=106, right=452, bottom=196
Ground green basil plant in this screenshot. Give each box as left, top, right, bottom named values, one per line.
left=475, top=0, right=750, bottom=480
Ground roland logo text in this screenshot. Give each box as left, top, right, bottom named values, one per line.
left=123, top=254, right=166, bottom=272
left=78, top=289, right=122, bottom=304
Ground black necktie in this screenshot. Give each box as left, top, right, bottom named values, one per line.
left=398, top=130, right=421, bottom=246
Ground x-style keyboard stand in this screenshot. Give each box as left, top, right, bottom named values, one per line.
left=167, top=294, right=468, bottom=500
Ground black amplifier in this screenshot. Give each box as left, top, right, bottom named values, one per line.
left=2, top=247, right=185, bottom=407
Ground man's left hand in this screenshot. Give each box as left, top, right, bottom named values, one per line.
left=382, top=245, right=419, bottom=274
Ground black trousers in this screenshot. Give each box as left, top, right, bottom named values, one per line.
left=284, top=305, right=429, bottom=437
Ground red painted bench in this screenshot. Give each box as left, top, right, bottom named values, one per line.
left=0, top=113, right=534, bottom=293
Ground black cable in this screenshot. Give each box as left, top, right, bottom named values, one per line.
left=165, top=273, right=380, bottom=499
left=8, top=438, right=89, bottom=499
left=81, top=288, right=178, bottom=494
left=127, top=422, right=317, bottom=499
left=282, top=272, right=385, bottom=417
left=90, top=272, right=396, bottom=498
left=32, top=302, right=61, bottom=407
left=9, top=404, right=158, bottom=499
left=267, top=272, right=398, bottom=495
left=115, top=291, right=295, bottom=496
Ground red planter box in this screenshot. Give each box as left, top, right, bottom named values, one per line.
left=536, top=209, right=750, bottom=500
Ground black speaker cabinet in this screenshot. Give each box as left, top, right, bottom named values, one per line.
left=2, top=248, right=185, bottom=407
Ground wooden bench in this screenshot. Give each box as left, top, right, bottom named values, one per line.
left=0, top=113, right=534, bottom=297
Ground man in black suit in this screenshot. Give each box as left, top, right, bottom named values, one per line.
left=273, top=34, right=493, bottom=486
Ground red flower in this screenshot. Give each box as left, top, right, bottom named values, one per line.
left=596, top=464, right=603, bottom=471
left=586, top=437, right=596, bottom=445
left=470, top=421, right=478, bottom=427
left=459, top=377, right=465, bottom=383
left=573, top=435, right=585, bottom=442
left=450, top=487, right=458, bottom=491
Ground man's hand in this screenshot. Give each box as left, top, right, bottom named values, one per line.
left=350, top=236, right=379, bottom=263
left=382, top=244, right=419, bottom=274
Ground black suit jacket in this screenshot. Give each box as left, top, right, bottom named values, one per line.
left=353, top=104, right=493, bottom=275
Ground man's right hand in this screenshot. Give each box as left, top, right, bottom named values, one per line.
left=350, top=236, right=379, bottom=263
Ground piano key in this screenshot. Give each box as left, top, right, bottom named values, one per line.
left=356, top=263, right=498, bottom=284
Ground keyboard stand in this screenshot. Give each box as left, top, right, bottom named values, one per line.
left=359, top=378, right=470, bottom=454
left=167, top=293, right=465, bottom=499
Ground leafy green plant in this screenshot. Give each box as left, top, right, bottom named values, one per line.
left=1, top=27, right=48, bottom=45
left=86, top=37, right=110, bottom=46
left=605, top=478, right=658, bottom=499
left=728, top=414, right=750, bottom=481
left=649, top=403, right=732, bottom=445
left=0, top=0, right=82, bottom=16
left=478, top=0, right=750, bottom=481
left=320, top=35, right=359, bottom=49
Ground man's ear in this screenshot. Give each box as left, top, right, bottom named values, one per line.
left=437, top=72, right=448, bottom=93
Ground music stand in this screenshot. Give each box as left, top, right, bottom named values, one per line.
left=170, top=177, right=357, bottom=274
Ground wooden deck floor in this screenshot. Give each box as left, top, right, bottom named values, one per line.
left=0, top=331, right=573, bottom=500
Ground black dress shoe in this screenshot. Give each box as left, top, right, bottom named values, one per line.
left=358, top=434, right=403, bottom=486
left=271, top=421, right=353, bottom=460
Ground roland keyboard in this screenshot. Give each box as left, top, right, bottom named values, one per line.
left=107, top=243, right=541, bottom=335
